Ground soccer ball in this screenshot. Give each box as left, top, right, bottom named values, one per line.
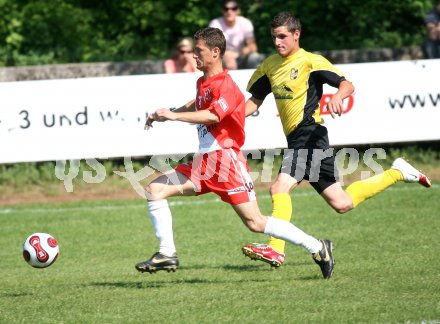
left=23, top=232, right=59, bottom=268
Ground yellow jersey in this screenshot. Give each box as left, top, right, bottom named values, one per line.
left=247, top=48, right=345, bottom=136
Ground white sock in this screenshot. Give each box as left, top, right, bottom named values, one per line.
left=147, top=200, right=176, bottom=256
left=264, top=217, right=322, bottom=254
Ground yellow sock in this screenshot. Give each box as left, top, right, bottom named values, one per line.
left=268, top=193, right=292, bottom=254
left=346, top=169, right=403, bottom=208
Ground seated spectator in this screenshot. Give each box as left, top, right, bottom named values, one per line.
left=163, top=37, right=197, bottom=73
left=423, top=0, right=440, bottom=59
left=209, top=0, right=263, bottom=69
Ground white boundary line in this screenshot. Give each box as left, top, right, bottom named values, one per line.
left=0, top=184, right=438, bottom=215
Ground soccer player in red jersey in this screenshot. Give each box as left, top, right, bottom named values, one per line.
left=135, top=27, right=335, bottom=279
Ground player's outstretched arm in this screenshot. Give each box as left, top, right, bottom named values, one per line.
left=146, top=107, right=219, bottom=128
left=173, top=99, right=196, bottom=113
left=245, top=96, right=263, bottom=117
left=326, top=80, right=355, bottom=119
left=172, top=109, right=219, bottom=124
left=144, top=108, right=170, bottom=129
left=144, top=99, right=197, bottom=130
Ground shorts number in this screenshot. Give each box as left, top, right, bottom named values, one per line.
left=244, top=182, right=254, bottom=192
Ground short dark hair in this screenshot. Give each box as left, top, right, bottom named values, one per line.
left=223, top=0, right=239, bottom=7
left=270, top=12, right=301, bottom=33
left=194, top=27, right=226, bottom=57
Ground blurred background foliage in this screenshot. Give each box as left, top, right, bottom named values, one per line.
left=0, top=0, right=434, bottom=66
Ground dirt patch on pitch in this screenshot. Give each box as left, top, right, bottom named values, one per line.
left=0, top=181, right=141, bottom=206
left=1, top=167, right=438, bottom=207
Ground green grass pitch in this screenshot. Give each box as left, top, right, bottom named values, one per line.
left=1, top=183, right=439, bottom=323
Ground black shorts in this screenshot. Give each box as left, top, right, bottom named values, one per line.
left=280, top=124, right=338, bottom=194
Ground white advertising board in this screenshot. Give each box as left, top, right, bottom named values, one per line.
left=1, top=59, right=439, bottom=164
left=322, top=60, right=440, bottom=145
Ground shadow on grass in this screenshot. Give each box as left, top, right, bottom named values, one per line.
left=0, top=292, right=34, bottom=298
left=87, top=262, right=323, bottom=290
left=89, top=273, right=322, bottom=290
left=183, top=261, right=309, bottom=271
left=89, top=276, right=280, bottom=290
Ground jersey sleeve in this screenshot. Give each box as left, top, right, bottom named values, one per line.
left=246, top=62, right=271, bottom=100
left=207, top=78, right=239, bottom=121
left=311, top=54, right=346, bottom=88
left=209, top=95, right=230, bottom=121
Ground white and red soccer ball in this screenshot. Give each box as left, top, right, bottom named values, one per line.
left=23, top=233, right=59, bottom=268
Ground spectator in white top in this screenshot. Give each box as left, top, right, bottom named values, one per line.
left=209, top=0, right=263, bottom=69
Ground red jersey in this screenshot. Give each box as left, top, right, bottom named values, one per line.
left=175, top=70, right=255, bottom=204
left=195, top=70, right=245, bottom=153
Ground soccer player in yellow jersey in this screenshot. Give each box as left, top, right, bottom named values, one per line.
left=242, top=12, right=431, bottom=268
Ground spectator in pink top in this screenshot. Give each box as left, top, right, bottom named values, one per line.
left=163, top=37, right=197, bottom=73
left=209, top=0, right=263, bottom=69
